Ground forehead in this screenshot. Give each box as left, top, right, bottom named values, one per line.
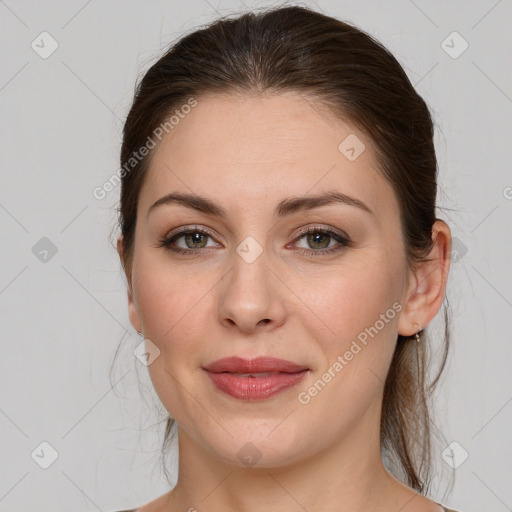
left=140, top=92, right=398, bottom=222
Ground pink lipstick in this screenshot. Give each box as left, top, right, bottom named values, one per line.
left=203, top=356, right=309, bottom=400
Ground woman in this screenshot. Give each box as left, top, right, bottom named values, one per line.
left=115, top=5, right=457, bottom=511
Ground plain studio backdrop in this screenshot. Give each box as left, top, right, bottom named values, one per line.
left=0, top=1, right=511, bottom=511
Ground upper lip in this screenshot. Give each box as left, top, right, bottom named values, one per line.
left=203, top=356, right=309, bottom=374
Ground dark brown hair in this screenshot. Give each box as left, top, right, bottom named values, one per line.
left=116, top=4, right=451, bottom=494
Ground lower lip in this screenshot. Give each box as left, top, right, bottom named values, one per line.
left=205, top=370, right=309, bottom=400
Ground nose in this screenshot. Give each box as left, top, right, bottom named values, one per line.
left=218, top=245, right=287, bottom=333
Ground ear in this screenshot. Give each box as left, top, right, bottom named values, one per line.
left=397, top=220, right=452, bottom=336
left=117, top=236, right=142, bottom=334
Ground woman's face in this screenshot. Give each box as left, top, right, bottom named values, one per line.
left=125, top=91, right=418, bottom=468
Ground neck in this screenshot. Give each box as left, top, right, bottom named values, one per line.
left=166, top=404, right=409, bottom=512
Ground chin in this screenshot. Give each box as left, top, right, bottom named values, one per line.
left=202, top=423, right=312, bottom=469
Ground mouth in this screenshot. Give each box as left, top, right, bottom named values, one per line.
left=203, top=356, right=310, bottom=374
left=229, top=372, right=289, bottom=377
left=203, top=357, right=310, bottom=401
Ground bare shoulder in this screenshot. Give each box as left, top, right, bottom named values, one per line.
left=399, top=494, right=447, bottom=512
left=385, top=478, right=448, bottom=512
left=380, top=478, right=460, bottom=512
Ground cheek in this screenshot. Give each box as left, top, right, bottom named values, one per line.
left=131, top=253, right=233, bottom=389
left=301, top=257, right=401, bottom=402
left=132, top=257, right=215, bottom=420
left=133, top=252, right=211, bottom=337
left=304, top=257, right=400, bottom=342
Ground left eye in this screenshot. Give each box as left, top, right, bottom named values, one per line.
left=295, top=230, right=338, bottom=250
left=290, top=228, right=351, bottom=256
left=161, top=228, right=217, bottom=252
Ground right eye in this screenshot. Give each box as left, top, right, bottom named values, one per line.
left=158, top=226, right=220, bottom=255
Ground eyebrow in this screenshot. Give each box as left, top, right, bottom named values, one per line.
left=147, top=190, right=374, bottom=219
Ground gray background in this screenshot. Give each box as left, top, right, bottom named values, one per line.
left=1, top=1, right=511, bottom=511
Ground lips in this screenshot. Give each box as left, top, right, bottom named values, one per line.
left=203, top=357, right=310, bottom=401
left=203, top=356, right=309, bottom=374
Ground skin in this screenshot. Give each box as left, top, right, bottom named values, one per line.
left=117, top=91, right=452, bottom=512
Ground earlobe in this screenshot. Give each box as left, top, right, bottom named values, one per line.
left=116, top=236, right=124, bottom=262
left=398, top=220, right=452, bottom=337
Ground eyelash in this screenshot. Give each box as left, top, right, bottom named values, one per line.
left=157, top=224, right=351, bottom=257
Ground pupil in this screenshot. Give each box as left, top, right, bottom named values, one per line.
left=188, top=232, right=205, bottom=248
left=309, top=232, right=329, bottom=248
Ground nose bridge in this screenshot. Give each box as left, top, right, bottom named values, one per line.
left=218, top=233, right=285, bottom=331
left=227, top=209, right=274, bottom=283
left=229, top=234, right=272, bottom=301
